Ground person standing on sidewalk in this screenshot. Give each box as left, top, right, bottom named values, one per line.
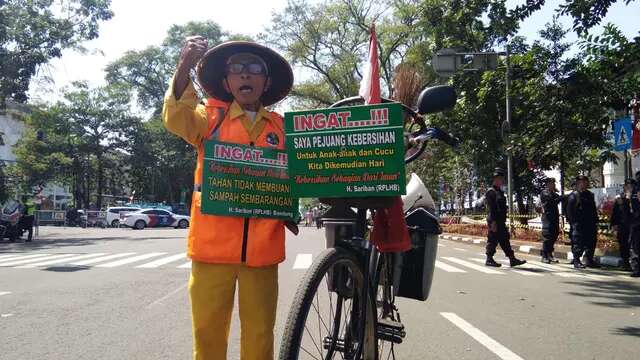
left=540, top=178, right=561, bottom=263
left=484, top=168, right=526, bottom=267
left=610, top=178, right=635, bottom=271
left=567, top=175, right=600, bottom=269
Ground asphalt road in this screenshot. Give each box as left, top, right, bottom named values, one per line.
left=0, top=226, right=638, bottom=359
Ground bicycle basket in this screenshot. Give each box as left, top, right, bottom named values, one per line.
left=392, top=208, right=440, bottom=301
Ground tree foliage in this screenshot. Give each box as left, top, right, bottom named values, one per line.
left=0, top=0, right=113, bottom=105
left=13, top=82, right=138, bottom=208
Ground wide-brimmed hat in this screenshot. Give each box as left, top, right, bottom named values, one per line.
left=575, top=175, right=589, bottom=182
left=196, top=41, right=293, bottom=106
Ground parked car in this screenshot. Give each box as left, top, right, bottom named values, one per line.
left=106, top=206, right=140, bottom=227
left=121, top=208, right=190, bottom=230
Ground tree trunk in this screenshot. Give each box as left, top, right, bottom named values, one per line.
left=96, top=154, right=104, bottom=209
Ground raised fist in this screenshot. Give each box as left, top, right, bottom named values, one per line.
left=178, top=36, right=208, bottom=70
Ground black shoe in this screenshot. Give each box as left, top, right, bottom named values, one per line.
left=509, top=257, right=526, bottom=267
left=485, top=258, right=502, bottom=267
left=548, top=255, right=559, bottom=263
left=630, top=272, right=640, bottom=278
left=573, top=260, right=586, bottom=269
left=541, top=257, right=552, bottom=264
left=585, top=260, right=601, bottom=269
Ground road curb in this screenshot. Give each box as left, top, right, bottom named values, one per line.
left=440, top=233, right=622, bottom=265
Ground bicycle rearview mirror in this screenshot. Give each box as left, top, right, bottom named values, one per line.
left=416, top=85, right=457, bottom=115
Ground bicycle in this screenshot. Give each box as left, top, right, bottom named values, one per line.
left=279, top=85, right=459, bottom=360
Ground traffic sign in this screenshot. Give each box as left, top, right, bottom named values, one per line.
left=614, top=117, right=632, bottom=151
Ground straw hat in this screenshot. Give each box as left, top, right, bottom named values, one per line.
left=196, top=41, right=293, bottom=106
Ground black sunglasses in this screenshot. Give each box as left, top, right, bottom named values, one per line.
left=226, top=62, right=267, bottom=75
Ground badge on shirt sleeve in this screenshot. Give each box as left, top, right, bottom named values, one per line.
left=266, top=132, right=280, bottom=147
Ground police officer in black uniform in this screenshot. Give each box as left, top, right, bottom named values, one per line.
left=540, top=178, right=562, bottom=263
left=610, top=179, right=635, bottom=271
left=485, top=168, right=526, bottom=267
left=567, top=175, right=600, bottom=269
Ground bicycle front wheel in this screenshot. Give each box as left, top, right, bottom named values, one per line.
left=279, top=247, right=376, bottom=360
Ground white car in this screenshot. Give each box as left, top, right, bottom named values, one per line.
left=122, top=209, right=190, bottom=230
left=106, top=206, right=140, bottom=227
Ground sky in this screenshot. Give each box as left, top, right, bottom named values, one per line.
left=28, top=0, right=640, bottom=104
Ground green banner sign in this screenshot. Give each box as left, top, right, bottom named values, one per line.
left=201, top=140, right=298, bottom=220
left=285, top=103, right=406, bottom=198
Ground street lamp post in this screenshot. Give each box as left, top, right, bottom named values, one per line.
left=504, top=45, right=514, bottom=231
left=432, top=47, right=515, bottom=227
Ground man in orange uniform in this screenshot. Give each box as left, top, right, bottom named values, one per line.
left=163, top=37, right=294, bottom=360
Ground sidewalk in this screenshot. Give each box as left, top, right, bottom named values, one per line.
left=440, top=232, right=624, bottom=267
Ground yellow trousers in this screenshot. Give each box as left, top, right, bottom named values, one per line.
left=189, top=261, right=278, bottom=360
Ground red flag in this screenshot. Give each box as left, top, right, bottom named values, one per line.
left=359, top=24, right=381, bottom=104
left=632, top=95, right=640, bottom=155
left=362, top=24, right=411, bottom=253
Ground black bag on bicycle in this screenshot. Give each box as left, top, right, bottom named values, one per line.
left=392, top=207, right=441, bottom=301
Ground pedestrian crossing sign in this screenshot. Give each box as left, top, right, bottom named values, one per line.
left=614, top=117, right=632, bottom=151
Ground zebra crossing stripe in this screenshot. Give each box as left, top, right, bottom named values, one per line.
left=435, top=260, right=466, bottom=273
left=0, top=254, right=25, bottom=261
left=16, top=253, right=108, bottom=268
left=0, top=253, right=52, bottom=265
left=70, top=253, right=137, bottom=266
left=441, top=257, right=504, bottom=274
left=0, top=254, right=79, bottom=267
left=468, top=258, right=543, bottom=276
left=177, top=261, right=192, bottom=269
left=97, top=253, right=166, bottom=268
left=136, top=253, right=187, bottom=268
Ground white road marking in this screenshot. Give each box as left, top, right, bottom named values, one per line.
left=146, top=283, right=188, bottom=308
left=0, top=254, right=25, bottom=261
left=1, top=313, right=13, bottom=318
left=70, top=253, right=137, bottom=266
left=469, top=258, right=543, bottom=276
left=453, top=248, right=467, bottom=252
left=525, top=262, right=603, bottom=279
left=293, top=254, right=313, bottom=269
left=0, top=291, right=11, bottom=297
left=97, top=253, right=166, bottom=268
left=177, top=261, right=192, bottom=269
left=473, top=239, right=482, bottom=244
left=136, top=253, right=187, bottom=268
left=435, top=260, right=466, bottom=273
left=441, top=257, right=504, bottom=274
left=0, top=253, right=52, bottom=265
left=519, top=245, right=532, bottom=253
left=0, top=254, right=79, bottom=267
left=16, top=253, right=107, bottom=268
left=441, top=312, right=525, bottom=360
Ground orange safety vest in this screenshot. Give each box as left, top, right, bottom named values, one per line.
left=188, top=98, right=286, bottom=267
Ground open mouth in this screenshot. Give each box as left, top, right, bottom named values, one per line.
left=239, top=85, right=253, bottom=94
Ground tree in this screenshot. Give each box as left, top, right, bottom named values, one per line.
left=13, top=82, right=138, bottom=208
left=511, top=0, right=638, bottom=34
left=263, top=0, right=429, bottom=108
left=0, top=0, right=113, bottom=105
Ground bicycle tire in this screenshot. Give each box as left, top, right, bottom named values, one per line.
left=279, top=247, right=376, bottom=360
